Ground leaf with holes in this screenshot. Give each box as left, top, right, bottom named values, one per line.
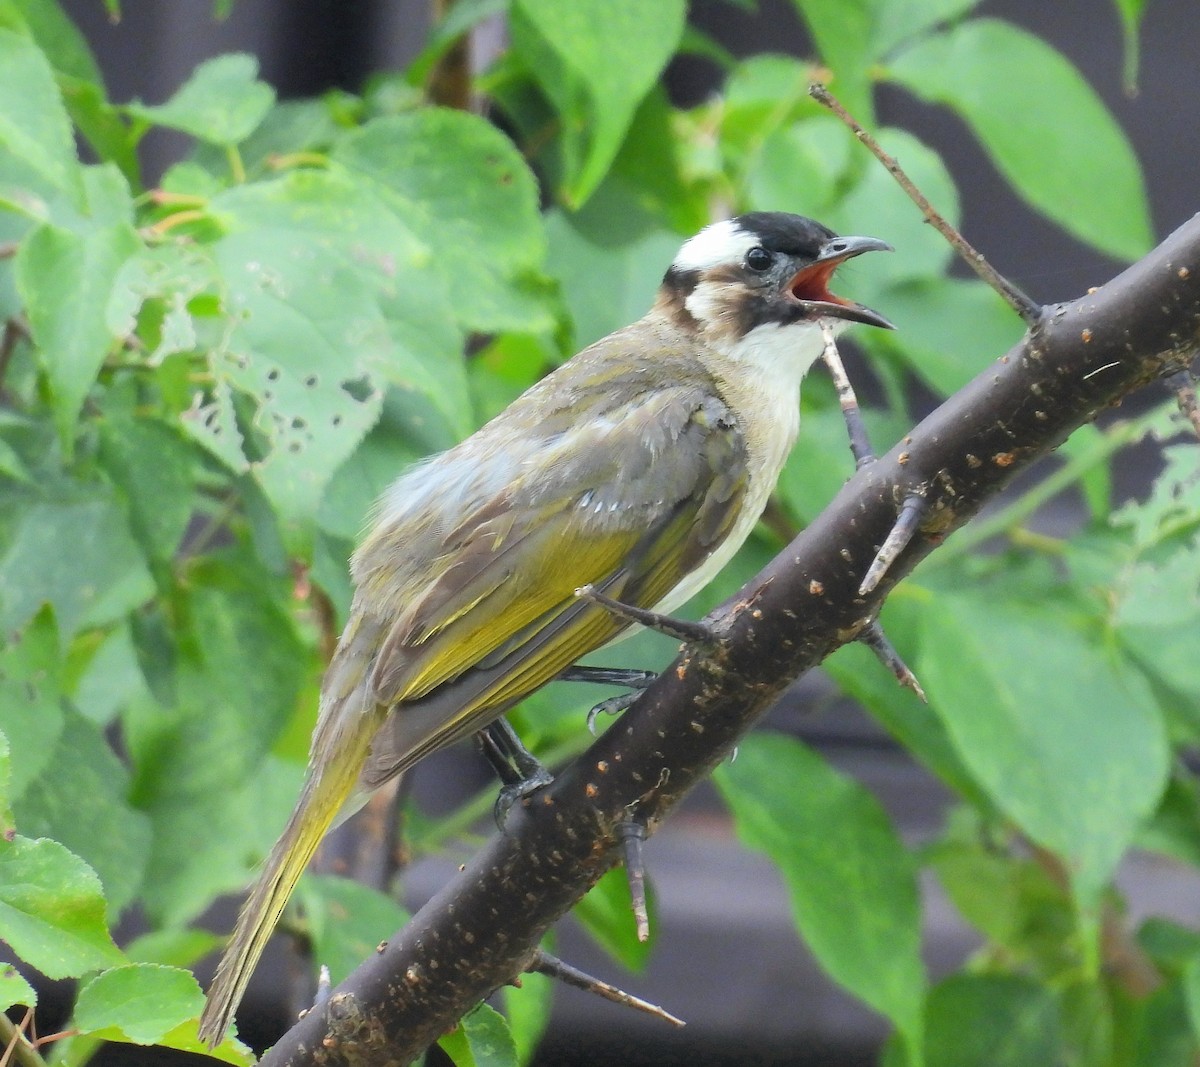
left=198, top=168, right=475, bottom=517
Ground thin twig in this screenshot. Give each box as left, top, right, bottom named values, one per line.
left=617, top=820, right=650, bottom=942
left=809, top=83, right=1042, bottom=324
left=1165, top=368, right=1200, bottom=440
left=575, top=585, right=717, bottom=645
left=859, top=492, right=927, bottom=595
left=858, top=620, right=926, bottom=702
left=529, top=950, right=684, bottom=1027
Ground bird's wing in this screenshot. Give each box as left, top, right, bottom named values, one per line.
left=347, top=373, right=750, bottom=789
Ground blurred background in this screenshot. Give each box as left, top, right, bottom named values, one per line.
left=54, top=2, right=1200, bottom=1064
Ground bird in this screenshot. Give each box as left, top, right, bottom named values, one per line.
left=197, top=211, right=893, bottom=1046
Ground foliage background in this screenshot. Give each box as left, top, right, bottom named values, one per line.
left=0, top=0, right=1198, bottom=1065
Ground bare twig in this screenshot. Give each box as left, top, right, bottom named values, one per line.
left=819, top=322, right=874, bottom=469
left=529, top=950, right=684, bottom=1027
left=809, top=83, right=1042, bottom=323
left=859, top=492, right=928, bottom=595
left=1165, top=368, right=1200, bottom=439
left=859, top=620, right=926, bottom=702
left=617, top=820, right=650, bottom=942
left=575, top=584, right=717, bottom=645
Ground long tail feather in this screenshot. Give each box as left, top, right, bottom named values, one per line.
left=198, top=734, right=372, bottom=1047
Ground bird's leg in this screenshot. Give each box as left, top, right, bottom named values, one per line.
left=559, top=665, right=659, bottom=734
left=819, top=324, right=926, bottom=697
left=477, top=717, right=554, bottom=826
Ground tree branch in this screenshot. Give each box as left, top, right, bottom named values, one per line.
left=260, top=214, right=1200, bottom=1067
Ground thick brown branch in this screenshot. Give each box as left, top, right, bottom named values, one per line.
left=261, top=214, right=1200, bottom=1067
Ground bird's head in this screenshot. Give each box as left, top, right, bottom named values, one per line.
left=656, top=212, right=894, bottom=349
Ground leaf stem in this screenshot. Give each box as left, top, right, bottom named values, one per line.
left=0, top=1011, right=49, bottom=1067
left=225, top=143, right=246, bottom=185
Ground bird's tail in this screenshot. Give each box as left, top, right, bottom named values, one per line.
left=197, top=734, right=370, bottom=1048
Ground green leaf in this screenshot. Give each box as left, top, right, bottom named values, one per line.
left=127, top=53, right=274, bottom=145
left=918, top=591, right=1169, bottom=901
left=298, top=875, right=409, bottom=986
left=0, top=963, right=35, bottom=1010
left=137, top=750, right=303, bottom=928
left=125, top=926, right=222, bottom=968
left=865, top=277, right=1024, bottom=395
left=823, top=128, right=959, bottom=289
left=1133, top=976, right=1196, bottom=1067
left=790, top=0, right=879, bottom=121
left=715, top=732, right=925, bottom=1049
left=14, top=219, right=141, bottom=447
left=886, top=19, right=1152, bottom=260
left=743, top=116, right=853, bottom=220
left=4, top=0, right=104, bottom=83
left=99, top=416, right=195, bottom=563
left=12, top=708, right=151, bottom=916
left=869, top=0, right=981, bottom=58
left=924, top=974, right=1061, bottom=1067
left=823, top=599, right=984, bottom=804
left=509, top=0, right=685, bottom=206
left=439, top=1003, right=519, bottom=1067
left=0, top=490, right=153, bottom=640
left=928, top=833, right=1071, bottom=956
left=127, top=559, right=310, bottom=925
left=0, top=608, right=62, bottom=800
left=544, top=200, right=681, bottom=351
left=0, top=27, right=83, bottom=205
left=573, top=864, right=653, bottom=973
left=0, top=732, right=12, bottom=840
left=405, top=0, right=509, bottom=87
left=74, top=963, right=203, bottom=1044
left=335, top=110, right=552, bottom=333
left=717, top=57, right=828, bottom=181
left=199, top=166, right=472, bottom=517
left=0, top=835, right=124, bottom=978
left=501, top=960, right=552, bottom=1066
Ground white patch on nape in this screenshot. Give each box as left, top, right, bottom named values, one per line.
left=672, top=219, right=757, bottom=273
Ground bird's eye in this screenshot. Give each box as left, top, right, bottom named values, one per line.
left=745, top=246, right=772, bottom=272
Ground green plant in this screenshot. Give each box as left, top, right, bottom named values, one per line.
left=0, top=1, right=1195, bottom=1065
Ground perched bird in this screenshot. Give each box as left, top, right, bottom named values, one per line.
left=198, top=211, right=892, bottom=1045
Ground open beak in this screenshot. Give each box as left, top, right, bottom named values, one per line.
left=788, top=235, right=894, bottom=329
